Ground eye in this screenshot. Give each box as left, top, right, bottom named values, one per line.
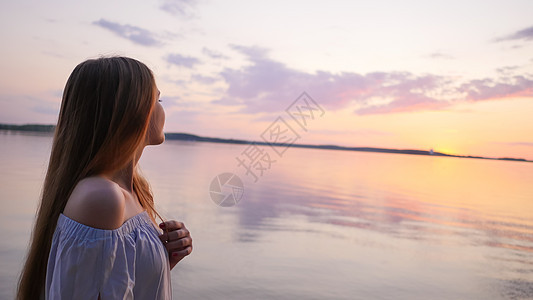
left=158, top=99, right=163, bottom=103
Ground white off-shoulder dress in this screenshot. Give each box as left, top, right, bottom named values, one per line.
left=45, top=211, right=171, bottom=300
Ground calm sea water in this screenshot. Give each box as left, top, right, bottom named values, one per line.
left=1, top=131, right=532, bottom=299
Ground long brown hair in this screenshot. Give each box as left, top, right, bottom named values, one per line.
left=17, top=56, right=162, bottom=299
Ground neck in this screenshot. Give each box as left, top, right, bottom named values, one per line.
left=111, top=161, right=135, bottom=192
left=108, top=145, right=145, bottom=192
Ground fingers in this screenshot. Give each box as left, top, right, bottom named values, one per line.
left=157, top=220, right=193, bottom=268
left=166, top=236, right=192, bottom=251
left=158, top=220, right=192, bottom=253
left=158, top=227, right=190, bottom=244
left=159, top=220, right=184, bottom=231
left=171, top=245, right=193, bottom=258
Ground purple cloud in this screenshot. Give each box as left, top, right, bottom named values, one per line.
left=93, top=19, right=161, bottom=46
left=496, top=66, right=519, bottom=74
left=229, top=44, right=269, bottom=59
left=202, top=47, right=229, bottom=60
left=165, top=53, right=200, bottom=68
left=160, top=0, right=196, bottom=17
left=496, top=25, right=533, bottom=42
left=210, top=45, right=533, bottom=115
left=426, top=52, right=454, bottom=60
left=458, top=76, right=533, bottom=101
left=191, top=74, right=218, bottom=84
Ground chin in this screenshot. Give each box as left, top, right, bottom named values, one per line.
left=158, top=135, right=165, bottom=144
left=147, top=134, right=165, bottom=146
left=154, top=135, right=165, bottom=145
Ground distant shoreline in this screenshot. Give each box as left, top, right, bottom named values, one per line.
left=1, top=123, right=531, bottom=163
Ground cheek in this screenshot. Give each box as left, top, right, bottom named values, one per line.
left=145, top=105, right=164, bottom=144
left=160, top=106, right=165, bottom=128
left=156, top=105, right=165, bottom=132
left=150, top=104, right=165, bottom=143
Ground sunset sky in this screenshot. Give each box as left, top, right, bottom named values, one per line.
left=1, top=0, right=532, bottom=159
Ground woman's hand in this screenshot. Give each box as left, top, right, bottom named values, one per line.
left=158, top=220, right=193, bottom=270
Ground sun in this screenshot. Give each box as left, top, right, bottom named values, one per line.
left=434, top=147, right=458, bottom=156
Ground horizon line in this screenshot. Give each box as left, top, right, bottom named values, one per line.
left=0, top=122, right=531, bottom=163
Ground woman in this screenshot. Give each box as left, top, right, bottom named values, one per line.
left=17, top=56, right=192, bottom=299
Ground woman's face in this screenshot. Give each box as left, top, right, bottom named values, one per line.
left=146, top=89, right=165, bottom=145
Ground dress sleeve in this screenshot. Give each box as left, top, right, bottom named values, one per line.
left=45, top=214, right=136, bottom=300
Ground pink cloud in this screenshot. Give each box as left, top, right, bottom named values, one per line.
left=355, top=94, right=450, bottom=115
left=211, top=45, right=533, bottom=115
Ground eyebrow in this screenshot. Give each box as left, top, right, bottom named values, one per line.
left=157, top=90, right=161, bottom=97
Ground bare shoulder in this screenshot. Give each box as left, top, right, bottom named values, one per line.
left=63, top=176, right=126, bottom=230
